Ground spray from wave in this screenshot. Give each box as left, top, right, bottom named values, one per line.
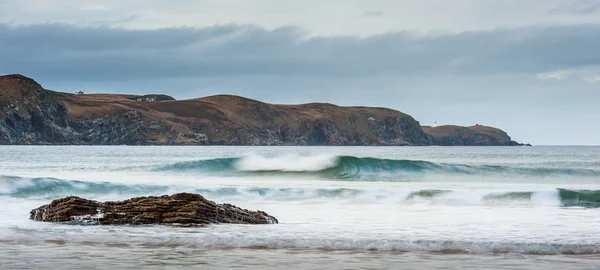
left=153, top=155, right=600, bottom=180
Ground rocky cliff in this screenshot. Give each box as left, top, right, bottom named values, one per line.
left=0, top=74, right=523, bottom=146
left=0, top=74, right=78, bottom=144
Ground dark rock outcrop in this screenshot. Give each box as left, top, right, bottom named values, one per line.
left=30, top=193, right=278, bottom=225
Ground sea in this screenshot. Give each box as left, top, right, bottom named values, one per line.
left=0, top=146, right=599, bottom=269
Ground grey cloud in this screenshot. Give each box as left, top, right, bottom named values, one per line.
left=0, top=23, right=599, bottom=81
left=549, top=0, right=600, bottom=14
left=363, top=10, right=384, bottom=17
left=90, top=14, right=142, bottom=25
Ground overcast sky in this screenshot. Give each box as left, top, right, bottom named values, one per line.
left=1, top=0, right=599, bottom=145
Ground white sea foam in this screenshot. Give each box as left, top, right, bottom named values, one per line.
left=234, top=154, right=339, bottom=172
left=0, top=175, right=572, bottom=207
left=1, top=227, right=599, bottom=255
left=0, top=175, right=35, bottom=195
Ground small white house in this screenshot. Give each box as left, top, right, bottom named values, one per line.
left=136, top=97, right=157, bottom=102
left=76, top=91, right=84, bottom=95
left=433, top=122, right=439, bottom=127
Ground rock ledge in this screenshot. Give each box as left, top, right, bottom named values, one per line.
left=30, top=193, right=278, bottom=225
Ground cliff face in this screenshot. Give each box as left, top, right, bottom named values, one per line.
left=422, top=125, right=522, bottom=146
left=176, top=95, right=433, bottom=146
left=0, top=75, right=78, bottom=144
left=52, top=93, right=431, bottom=146
left=0, top=74, right=522, bottom=146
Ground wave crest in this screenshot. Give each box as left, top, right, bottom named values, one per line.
left=154, top=155, right=600, bottom=180
left=2, top=176, right=599, bottom=207
left=0, top=176, right=169, bottom=198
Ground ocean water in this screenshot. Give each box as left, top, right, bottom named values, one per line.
left=0, top=146, right=599, bottom=269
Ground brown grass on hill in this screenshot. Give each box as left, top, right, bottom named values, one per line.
left=422, top=124, right=509, bottom=142
left=149, top=100, right=227, bottom=121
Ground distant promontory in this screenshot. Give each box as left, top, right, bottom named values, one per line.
left=0, top=74, right=526, bottom=146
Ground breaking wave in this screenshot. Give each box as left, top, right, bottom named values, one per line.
left=557, top=188, right=600, bottom=207
left=154, top=155, right=600, bottom=180
left=1, top=175, right=599, bottom=207
left=0, top=175, right=170, bottom=197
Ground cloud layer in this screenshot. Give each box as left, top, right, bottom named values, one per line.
left=549, top=0, right=600, bottom=14
left=1, top=23, right=599, bottom=81
left=3, top=0, right=600, bottom=36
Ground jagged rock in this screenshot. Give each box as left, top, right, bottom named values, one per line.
left=30, top=193, right=278, bottom=225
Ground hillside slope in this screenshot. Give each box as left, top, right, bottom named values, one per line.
left=51, top=91, right=431, bottom=145
left=422, top=125, right=523, bottom=146
left=1, top=74, right=523, bottom=146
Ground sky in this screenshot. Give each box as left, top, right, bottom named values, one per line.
left=1, top=0, right=599, bottom=145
